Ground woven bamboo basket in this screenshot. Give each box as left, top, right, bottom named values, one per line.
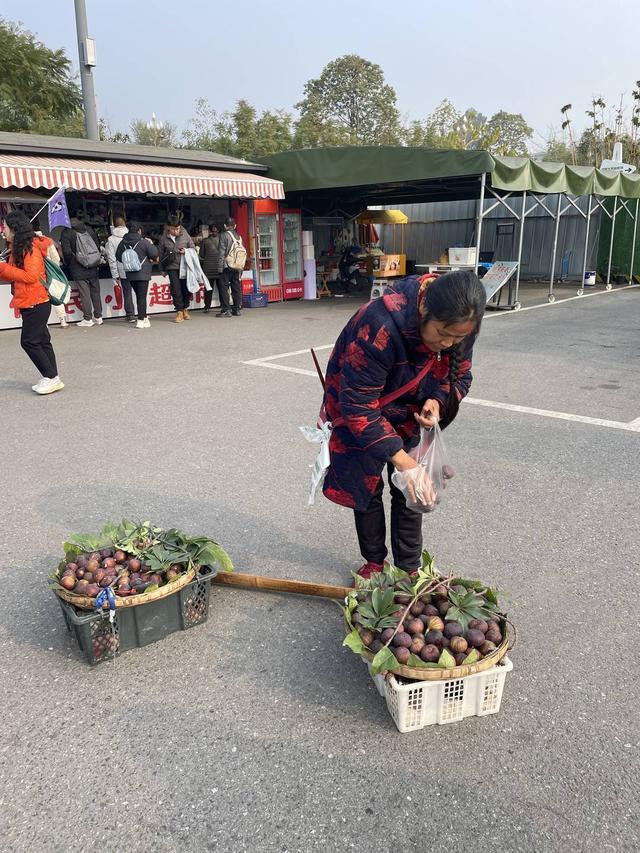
left=54, top=567, right=196, bottom=610
left=351, top=620, right=512, bottom=682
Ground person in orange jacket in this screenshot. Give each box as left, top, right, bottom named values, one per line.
left=33, top=226, right=69, bottom=328
left=0, top=210, right=64, bottom=395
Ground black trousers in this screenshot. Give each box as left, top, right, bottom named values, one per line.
left=166, top=269, right=190, bottom=311
left=75, top=278, right=102, bottom=320
left=353, top=463, right=423, bottom=571
left=204, top=277, right=220, bottom=310
left=20, top=302, right=58, bottom=378
left=120, top=278, right=135, bottom=319
left=130, top=280, right=149, bottom=320
left=219, top=268, right=242, bottom=313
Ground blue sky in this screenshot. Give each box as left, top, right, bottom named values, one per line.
left=4, top=0, right=640, bottom=151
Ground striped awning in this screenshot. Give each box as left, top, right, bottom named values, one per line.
left=0, top=153, right=285, bottom=199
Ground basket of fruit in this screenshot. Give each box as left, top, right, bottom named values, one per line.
left=51, top=520, right=234, bottom=665
left=343, top=552, right=513, bottom=681
left=59, top=565, right=220, bottom=665
left=50, top=520, right=233, bottom=609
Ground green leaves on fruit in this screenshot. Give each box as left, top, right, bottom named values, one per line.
left=437, top=648, right=456, bottom=669
left=343, top=629, right=366, bottom=654
left=370, top=645, right=400, bottom=676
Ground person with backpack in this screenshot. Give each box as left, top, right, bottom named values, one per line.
left=0, top=210, right=64, bottom=395
left=105, top=216, right=136, bottom=323
left=216, top=217, right=246, bottom=317
left=199, top=224, right=221, bottom=313
left=317, top=272, right=486, bottom=583
left=158, top=215, right=195, bottom=323
left=33, top=225, right=69, bottom=328
left=115, top=222, right=159, bottom=328
left=61, top=213, right=103, bottom=327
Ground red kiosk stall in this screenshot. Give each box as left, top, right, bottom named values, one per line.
left=0, top=133, right=285, bottom=328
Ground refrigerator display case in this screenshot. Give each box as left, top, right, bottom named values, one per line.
left=281, top=209, right=304, bottom=299
left=257, top=213, right=280, bottom=288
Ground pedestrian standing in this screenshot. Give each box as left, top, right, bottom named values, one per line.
left=319, top=272, right=486, bottom=581
left=105, top=216, right=135, bottom=323
left=0, top=210, right=64, bottom=394
left=115, top=222, right=159, bottom=328
left=158, top=215, right=195, bottom=323
left=61, top=213, right=103, bottom=327
left=199, top=224, right=221, bottom=313
left=216, top=217, right=245, bottom=318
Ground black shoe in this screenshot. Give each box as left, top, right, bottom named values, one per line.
left=216, top=310, right=232, bottom=318
left=203, top=308, right=210, bottom=314
left=231, top=310, right=241, bottom=316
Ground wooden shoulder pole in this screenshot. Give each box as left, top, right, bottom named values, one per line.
left=212, top=571, right=351, bottom=601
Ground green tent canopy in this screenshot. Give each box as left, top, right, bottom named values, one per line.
left=492, top=156, right=640, bottom=198
left=260, top=147, right=640, bottom=201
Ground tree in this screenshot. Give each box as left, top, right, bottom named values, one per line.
left=294, top=54, right=401, bottom=146
left=540, top=135, right=574, bottom=164
left=0, top=17, right=82, bottom=133
left=130, top=115, right=178, bottom=147
left=405, top=100, right=530, bottom=155
left=483, top=111, right=532, bottom=155
left=182, top=98, right=293, bottom=158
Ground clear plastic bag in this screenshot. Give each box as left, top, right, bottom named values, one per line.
left=391, top=423, right=455, bottom=513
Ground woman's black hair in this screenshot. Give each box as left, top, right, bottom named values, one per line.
left=166, top=214, right=182, bottom=228
left=4, top=210, right=34, bottom=269
left=420, top=269, right=486, bottom=331
left=420, top=270, right=487, bottom=429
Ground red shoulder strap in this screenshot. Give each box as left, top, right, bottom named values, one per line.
left=377, top=359, right=433, bottom=408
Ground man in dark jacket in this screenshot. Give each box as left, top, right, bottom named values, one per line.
left=61, top=214, right=103, bottom=327
left=158, top=215, right=195, bottom=323
left=199, top=224, right=221, bottom=313
left=216, top=217, right=243, bottom=318
left=115, top=222, right=159, bottom=328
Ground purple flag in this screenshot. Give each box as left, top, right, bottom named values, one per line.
left=47, top=188, right=70, bottom=230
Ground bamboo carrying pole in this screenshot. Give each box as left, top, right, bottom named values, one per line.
left=212, top=571, right=351, bottom=601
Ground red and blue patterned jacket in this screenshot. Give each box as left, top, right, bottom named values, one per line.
left=322, top=277, right=474, bottom=511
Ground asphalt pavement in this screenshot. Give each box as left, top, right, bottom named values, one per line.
left=0, top=288, right=638, bottom=853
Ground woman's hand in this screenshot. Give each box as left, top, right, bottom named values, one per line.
left=414, top=398, right=441, bottom=429
left=390, top=449, right=418, bottom=472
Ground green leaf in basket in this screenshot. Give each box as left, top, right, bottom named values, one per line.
left=438, top=648, right=456, bottom=669
left=69, top=533, right=101, bottom=553
left=407, top=654, right=441, bottom=669
left=144, top=583, right=159, bottom=593
left=484, top=586, right=499, bottom=605
left=62, top=542, right=84, bottom=562
left=370, top=646, right=400, bottom=676
left=343, top=629, right=366, bottom=654
left=462, top=649, right=480, bottom=665
left=342, top=593, right=358, bottom=629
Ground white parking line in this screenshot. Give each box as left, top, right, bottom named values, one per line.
left=484, top=283, right=639, bottom=316
left=462, top=398, right=640, bottom=432
left=241, top=287, right=640, bottom=433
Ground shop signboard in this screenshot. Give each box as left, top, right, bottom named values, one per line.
left=481, top=261, right=519, bottom=301
left=0, top=275, right=219, bottom=330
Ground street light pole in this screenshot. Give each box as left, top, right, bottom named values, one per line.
left=73, top=0, right=99, bottom=140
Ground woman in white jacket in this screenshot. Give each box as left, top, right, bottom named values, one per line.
left=105, top=217, right=135, bottom=323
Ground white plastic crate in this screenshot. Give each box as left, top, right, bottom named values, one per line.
left=448, top=247, right=477, bottom=265
left=371, top=657, right=513, bottom=732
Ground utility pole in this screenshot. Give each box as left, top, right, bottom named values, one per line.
left=73, top=0, right=99, bottom=140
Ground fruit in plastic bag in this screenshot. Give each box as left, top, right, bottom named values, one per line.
left=390, top=423, right=453, bottom=514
